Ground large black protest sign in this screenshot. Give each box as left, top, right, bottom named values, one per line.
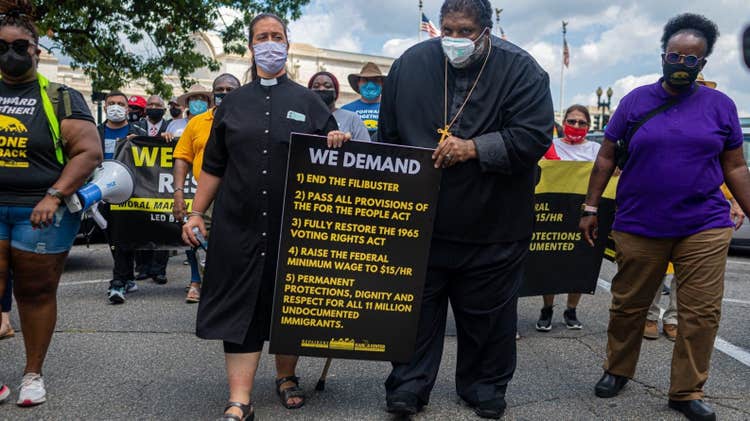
left=269, top=134, right=441, bottom=362
left=108, top=136, right=196, bottom=249
left=520, top=160, right=617, bottom=296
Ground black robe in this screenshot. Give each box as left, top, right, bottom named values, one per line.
left=197, top=74, right=338, bottom=343
left=379, top=36, right=554, bottom=243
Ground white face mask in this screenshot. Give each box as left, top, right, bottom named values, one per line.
left=441, top=27, right=489, bottom=67
left=106, top=104, right=127, bottom=123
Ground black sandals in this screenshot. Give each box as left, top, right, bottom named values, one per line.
left=219, top=401, right=254, bottom=421
left=275, top=375, right=306, bottom=409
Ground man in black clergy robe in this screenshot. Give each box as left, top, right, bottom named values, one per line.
left=378, top=0, right=553, bottom=419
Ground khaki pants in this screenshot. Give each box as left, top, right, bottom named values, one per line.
left=605, top=228, right=732, bottom=400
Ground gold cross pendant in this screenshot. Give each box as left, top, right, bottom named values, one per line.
left=437, top=126, right=452, bottom=144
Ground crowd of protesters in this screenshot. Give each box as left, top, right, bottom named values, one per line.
left=0, top=1, right=747, bottom=420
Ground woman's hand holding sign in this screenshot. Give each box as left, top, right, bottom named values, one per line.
left=327, top=131, right=352, bottom=148
left=579, top=212, right=598, bottom=247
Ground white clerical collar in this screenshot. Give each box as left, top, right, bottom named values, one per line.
left=260, top=78, right=278, bottom=86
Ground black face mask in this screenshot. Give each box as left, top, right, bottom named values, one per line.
left=662, top=62, right=700, bottom=91
left=146, top=108, right=165, bottom=121
left=0, top=49, right=33, bottom=78
left=128, top=111, right=142, bottom=123
left=169, top=107, right=182, bottom=118
left=315, top=89, right=336, bottom=106
left=214, top=93, right=226, bottom=107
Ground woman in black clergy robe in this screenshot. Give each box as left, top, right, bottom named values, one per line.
left=182, top=13, right=350, bottom=421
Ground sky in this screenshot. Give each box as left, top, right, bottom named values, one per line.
left=287, top=0, right=750, bottom=115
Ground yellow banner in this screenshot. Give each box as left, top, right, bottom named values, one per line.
left=111, top=198, right=193, bottom=212
left=535, top=160, right=618, bottom=200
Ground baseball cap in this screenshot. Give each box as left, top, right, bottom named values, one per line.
left=128, top=95, right=147, bottom=109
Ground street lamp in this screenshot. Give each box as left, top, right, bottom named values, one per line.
left=91, top=90, right=106, bottom=125
left=595, top=86, right=613, bottom=130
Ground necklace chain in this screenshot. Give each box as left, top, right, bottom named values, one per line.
left=440, top=40, right=492, bottom=143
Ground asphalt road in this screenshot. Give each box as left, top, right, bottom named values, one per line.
left=0, top=244, right=748, bottom=420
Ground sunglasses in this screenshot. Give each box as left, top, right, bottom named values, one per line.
left=0, top=38, right=34, bottom=55
left=566, top=119, right=589, bottom=127
left=663, top=52, right=704, bottom=68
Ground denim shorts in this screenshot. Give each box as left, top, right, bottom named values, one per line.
left=0, top=205, right=81, bottom=254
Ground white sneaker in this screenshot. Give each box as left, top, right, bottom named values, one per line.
left=17, top=373, right=46, bottom=407
left=0, top=384, right=9, bottom=403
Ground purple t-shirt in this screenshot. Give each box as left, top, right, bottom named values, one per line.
left=605, top=79, right=743, bottom=238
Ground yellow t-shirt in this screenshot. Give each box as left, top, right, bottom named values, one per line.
left=173, top=110, right=214, bottom=180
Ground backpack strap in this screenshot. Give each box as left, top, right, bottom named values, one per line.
left=615, top=85, right=698, bottom=169
left=38, top=73, right=72, bottom=165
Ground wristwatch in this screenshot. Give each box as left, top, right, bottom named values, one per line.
left=46, top=187, right=64, bottom=201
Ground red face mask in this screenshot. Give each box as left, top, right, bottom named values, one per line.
left=563, top=124, right=588, bottom=144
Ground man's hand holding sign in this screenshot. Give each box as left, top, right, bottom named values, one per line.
left=432, top=135, right=477, bottom=168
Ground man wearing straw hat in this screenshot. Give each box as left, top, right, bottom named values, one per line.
left=166, top=84, right=213, bottom=138
left=342, top=62, right=386, bottom=140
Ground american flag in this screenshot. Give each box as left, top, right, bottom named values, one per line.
left=421, top=13, right=440, bottom=38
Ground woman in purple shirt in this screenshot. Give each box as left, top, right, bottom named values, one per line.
left=580, top=13, right=750, bottom=421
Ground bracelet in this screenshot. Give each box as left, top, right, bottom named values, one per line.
left=188, top=211, right=205, bottom=219
left=174, top=187, right=184, bottom=193
left=582, top=204, right=598, bottom=212
left=581, top=211, right=598, bottom=217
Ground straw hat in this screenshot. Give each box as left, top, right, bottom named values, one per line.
left=696, top=73, right=717, bottom=89
left=347, top=62, right=385, bottom=93
left=176, top=84, right=213, bottom=108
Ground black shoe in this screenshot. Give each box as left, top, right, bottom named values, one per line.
left=135, top=272, right=150, bottom=281
left=153, top=274, right=168, bottom=285
left=386, top=391, right=422, bottom=416
left=594, top=372, right=628, bottom=398
left=668, top=399, right=716, bottom=421
left=470, top=397, right=507, bottom=419
left=108, top=287, right=126, bottom=304
left=535, top=306, right=553, bottom=332
left=563, top=307, right=583, bottom=330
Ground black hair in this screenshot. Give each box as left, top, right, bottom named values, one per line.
left=0, top=0, right=39, bottom=43
left=564, top=104, right=591, bottom=124
left=439, top=0, right=493, bottom=30
left=247, top=13, right=289, bottom=81
left=213, top=73, right=241, bottom=89
left=661, top=13, right=719, bottom=57
left=105, top=90, right=128, bottom=103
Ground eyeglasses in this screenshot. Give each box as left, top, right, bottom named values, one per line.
left=0, top=39, right=34, bottom=55
left=663, top=52, right=704, bottom=68
left=566, top=119, right=589, bottom=127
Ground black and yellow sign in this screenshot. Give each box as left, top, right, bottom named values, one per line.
left=269, top=134, right=441, bottom=362
left=520, top=160, right=617, bottom=296
left=108, top=136, right=196, bottom=249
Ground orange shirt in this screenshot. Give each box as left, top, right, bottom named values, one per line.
left=173, top=110, right=214, bottom=180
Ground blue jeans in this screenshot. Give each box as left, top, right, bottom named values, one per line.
left=0, top=205, right=81, bottom=254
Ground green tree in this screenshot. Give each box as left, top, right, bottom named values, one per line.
left=34, top=1, right=310, bottom=97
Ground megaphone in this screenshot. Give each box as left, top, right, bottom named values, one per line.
left=65, top=160, right=135, bottom=213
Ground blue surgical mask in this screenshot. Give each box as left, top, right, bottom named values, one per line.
left=189, top=99, right=209, bottom=116
left=441, top=28, right=489, bottom=68
left=360, top=81, right=382, bottom=101
left=253, top=41, right=288, bottom=76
